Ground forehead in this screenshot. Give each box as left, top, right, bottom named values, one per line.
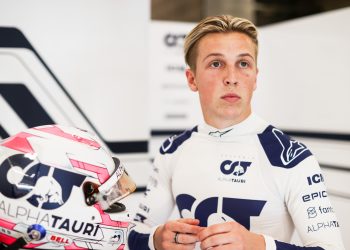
left=197, top=32, right=256, bottom=58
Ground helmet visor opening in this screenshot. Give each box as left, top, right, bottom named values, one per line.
left=96, top=157, right=136, bottom=210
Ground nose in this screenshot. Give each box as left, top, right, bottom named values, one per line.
left=223, top=67, right=238, bottom=86
left=224, top=79, right=238, bottom=85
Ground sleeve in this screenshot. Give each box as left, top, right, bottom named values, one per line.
left=278, top=156, right=345, bottom=250
left=258, top=126, right=345, bottom=250
left=127, top=151, right=176, bottom=250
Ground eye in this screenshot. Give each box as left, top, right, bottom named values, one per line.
left=239, top=61, right=249, bottom=68
left=210, top=61, right=222, bottom=68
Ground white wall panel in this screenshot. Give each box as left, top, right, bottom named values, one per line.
left=149, top=21, right=201, bottom=131
left=0, top=0, right=150, bottom=145
left=255, top=7, right=350, bottom=133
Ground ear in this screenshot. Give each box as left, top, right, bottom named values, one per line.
left=186, top=68, right=198, bottom=92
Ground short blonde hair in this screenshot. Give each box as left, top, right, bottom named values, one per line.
left=184, top=15, right=258, bottom=70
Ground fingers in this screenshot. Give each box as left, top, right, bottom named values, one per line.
left=198, top=222, right=244, bottom=250
left=175, top=231, right=201, bottom=245
left=154, top=219, right=202, bottom=250
left=156, top=220, right=262, bottom=250
left=173, top=243, right=197, bottom=250
left=198, top=221, right=240, bottom=241
left=178, top=218, right=201, bottom=225
left=203, top=244, right=239, bottom=250
left=164, top=218, right=202, bottom=235
left=199, top=232, right=240, bottom=250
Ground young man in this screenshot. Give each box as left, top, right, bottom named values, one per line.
left=128, top=15, right=345, bottom=250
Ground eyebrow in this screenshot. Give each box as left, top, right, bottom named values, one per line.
left=202, top=52, right=255, bottom=62
left=238, top=53, right=255, bottom=60
left=202, top=53, right=223, bottom=62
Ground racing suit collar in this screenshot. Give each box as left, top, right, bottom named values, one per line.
left=199, top=113, right=266, bottom=137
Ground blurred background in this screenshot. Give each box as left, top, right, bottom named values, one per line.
left=1, top=0, right=349, bottom=249
left=152, top=0, right=350, bottom=24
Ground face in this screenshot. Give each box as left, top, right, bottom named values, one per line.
left=186, top=32, right=258, bottom=129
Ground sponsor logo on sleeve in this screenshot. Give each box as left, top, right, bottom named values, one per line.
left=307, top=207, right=317, bottom=218
left=307, top=221, right=339, bottom=233
left=272, top=128, right=308, bottom=165
left=307, top=174, right=324, bottom=185
left=161, top=136, right=176, bottom=153
left=306, top=206, right=334, bottom=219
left=318, top=206, right=334, bottom=215
left=302, top=190, right=328, bottom=202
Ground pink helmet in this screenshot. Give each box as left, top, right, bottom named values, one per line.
left=0, top=124, right=136, bottom=249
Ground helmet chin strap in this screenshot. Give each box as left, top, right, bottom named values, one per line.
left=103, top=201, right=126, bottom=213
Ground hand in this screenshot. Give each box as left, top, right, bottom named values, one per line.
left=154, top=218, right=202, bottom=250
left=198, top=221, right=265, bottom=250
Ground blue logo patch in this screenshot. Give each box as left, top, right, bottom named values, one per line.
left=220, top=160, right=252, bottom=176
left=258, top=126, right=312, bottom=168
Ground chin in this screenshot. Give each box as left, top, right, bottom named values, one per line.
left=222, top=110, right=247, bottom=123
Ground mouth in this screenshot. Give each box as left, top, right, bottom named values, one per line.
left=221, top=93, right=240, bottom=103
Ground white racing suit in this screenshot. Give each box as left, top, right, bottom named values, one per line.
left=128, top=113, right=345, bottom=250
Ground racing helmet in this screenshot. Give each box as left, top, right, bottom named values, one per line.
left=0, top=124, right=136, bottom=249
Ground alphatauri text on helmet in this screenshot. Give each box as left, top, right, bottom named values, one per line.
left=0, top=199, right=100, bottom=237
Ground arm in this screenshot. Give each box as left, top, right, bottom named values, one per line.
left=257, top=127, right=345, bottom=250
left=280, top=156, right=345, bottom=250
left=128, top=153, right=175, bottom=250
left=128, top=129, right=201, bottom=250
left=128, top=150, right=202, bottom=250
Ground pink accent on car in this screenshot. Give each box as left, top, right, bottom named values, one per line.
left=94, top=204, right=129, bottom=228
left=34, top=125, right=101, bottom=149
left=1, top=132, right=37, bottom=154
left=70, top=159, right=110, bottom=183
